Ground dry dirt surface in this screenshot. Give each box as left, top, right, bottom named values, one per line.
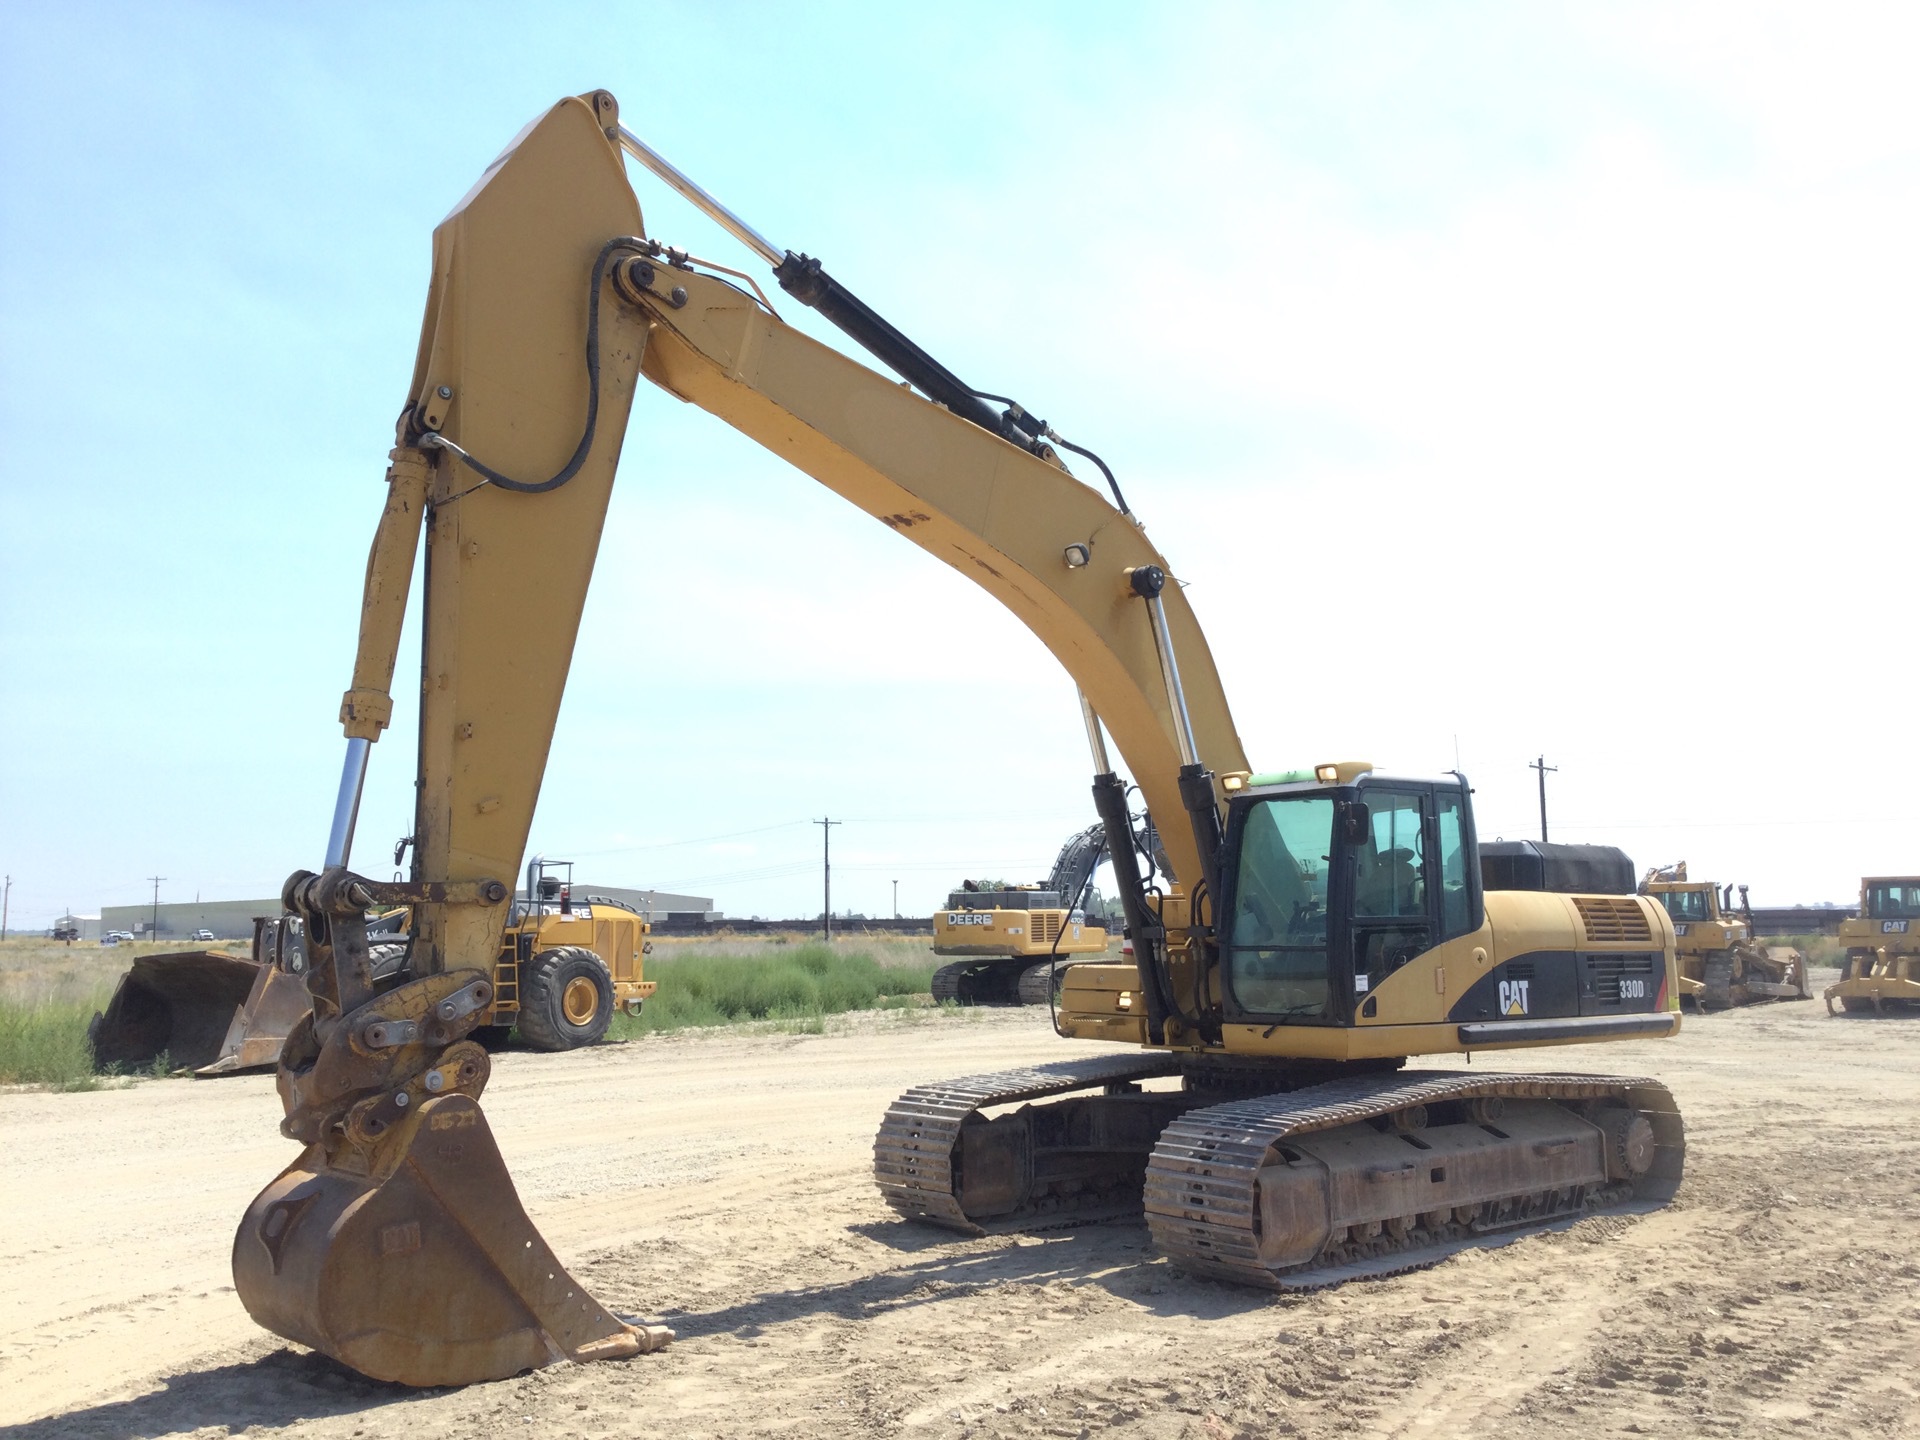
left=4, top=981, right=1917, bottom=1440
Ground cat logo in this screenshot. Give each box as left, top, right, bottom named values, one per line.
left=1498, top=978, right=1531, bottom=1016
left=1884, top=920, right=1910, bottom=935
left=1673, top=923, right=1689, bottom=937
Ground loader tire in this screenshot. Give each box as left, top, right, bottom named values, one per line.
left=515, top=946, right=614, bottom=1052
left=367, top=941, right=411, bottom=988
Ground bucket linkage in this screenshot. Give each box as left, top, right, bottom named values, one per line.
left=231, top=867, right=672, bottom=1386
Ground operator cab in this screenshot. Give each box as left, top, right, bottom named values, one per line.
left=1863, top=879, right=1920, bottom=920
left=1652, top=888, right=1714, bottom=923
left=1216, top=766, right=1479, bottom=1027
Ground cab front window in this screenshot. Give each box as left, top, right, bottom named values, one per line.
left=1659, top=890, right=1710, bottom=923
left=1226, top=796, right=1333, bottom=1019
left=1866, top=882, right=1920, bottom=919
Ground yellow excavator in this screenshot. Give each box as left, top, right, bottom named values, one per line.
left=231, top=91, right=1686, bottom=1388
left=1637, top=862, right=1810, bottom=1010
left=931, top=824, right=1122, bottom=1005
left=1826, top=875, right=1920, bottom=1013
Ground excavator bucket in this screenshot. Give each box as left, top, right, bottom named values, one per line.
left=88, top=919, right=313, bottom=1076
left=233, top=1091, right=671, bottom=1386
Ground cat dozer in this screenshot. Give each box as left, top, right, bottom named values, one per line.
left=234, top=91, right=1686, bottom=1387
left=1827, top=876, right=1920, bottom=1014
left=1639, top=863, right=1811, bottom=1010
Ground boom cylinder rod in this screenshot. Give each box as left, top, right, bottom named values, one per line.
left=613, top=126, right=783, bottom=267
left=324, top=737, right=371, bottom=869
left=1128, top=569, right=1201, bottom=769
left=1077, top=689, right=1112, bottom=774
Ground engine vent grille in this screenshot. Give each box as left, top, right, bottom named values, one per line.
left=1033, top=912, right=1063, bottom=946
left=1588, top=954, right=1657, bottom=978
left=1574, top=897, right=1654, bottom=944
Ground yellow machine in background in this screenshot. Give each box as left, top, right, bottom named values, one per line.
left=1827, top=875, right=1920, bottom=1014
left=230, top=91, right=1687, bottom=1388
left=89, top=857, right=651, bottom=1073
left=1638, top=862, right=1809, bottom=1010
left=932, top=824, right=1115, bottom=1005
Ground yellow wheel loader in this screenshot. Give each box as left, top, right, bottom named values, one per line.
left=931, top=824, right=1119, bottom=1005
left=229, top=91, right=1686, bottom=1387
left=1826, top=876, right=1920, bottom=1014
left=89, top=858, right=651, bottom=1074
left=1637, top=863, right=1810, bottom=1010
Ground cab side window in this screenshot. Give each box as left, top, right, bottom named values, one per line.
left=1355, top=793, right=1426, bottom=917
left=1433, top=789, right=1472, bottom=939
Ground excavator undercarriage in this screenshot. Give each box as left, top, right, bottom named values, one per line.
left=875, top=1056, right=1683, bottom=1288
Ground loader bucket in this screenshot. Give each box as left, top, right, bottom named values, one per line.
left=233, top=1093, right=672, bottom=1386
left=88, top=916, right=315, bottom=1076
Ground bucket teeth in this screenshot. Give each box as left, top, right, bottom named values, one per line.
left=234, top=1093, right=668, bottom=1386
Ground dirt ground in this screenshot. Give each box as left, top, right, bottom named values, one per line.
left=3, top=974, right=1917, bottom=1440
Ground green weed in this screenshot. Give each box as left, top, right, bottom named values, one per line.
left=608, top=941, right=938, bottom=1038
left=0, top=997, right=104, bottom=1090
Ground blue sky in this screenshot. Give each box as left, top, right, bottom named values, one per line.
left=3, top=3, right=1916, bottom=928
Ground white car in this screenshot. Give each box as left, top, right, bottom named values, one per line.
left=103, top=930, right=136, bottom=945
left=191, top=929, right=217, bottom=942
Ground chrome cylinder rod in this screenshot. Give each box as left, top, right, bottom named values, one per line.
left=614, top=126, right=784, bottom=268
left=1143, top=595, right=1201, bottom=770
left=324, top=737, right=371, bottom=869
left=1077, top=689, right=1113, bottom=774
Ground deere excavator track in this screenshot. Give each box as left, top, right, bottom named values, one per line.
left=1016, top=962, right=1057, bottom=1007
left=875, top=1053, right=1187, bottom=1230
left=931, top=960, right=1062, bottom=1007
left=1144, top=1070, right=1683, bottom=1290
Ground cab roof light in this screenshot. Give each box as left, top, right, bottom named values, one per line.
left=1243, top=761, right=1375, bottom=788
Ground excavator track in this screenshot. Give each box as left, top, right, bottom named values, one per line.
left=1144, top=1070, right=1683, bottom=1290
left=1016, top=962, right=1058, bottom=1007
left=875, top=1053, right=1186, bottom=1230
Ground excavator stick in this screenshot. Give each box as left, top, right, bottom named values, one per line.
left=232, top=92, right=669, bottom=1386
left=234, top=1093, right=669, bottom=1386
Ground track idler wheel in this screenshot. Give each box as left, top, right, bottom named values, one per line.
left=1593, top=1106, right=1656, bottom=1180
left=233, top=1092, right=672, bottom=1386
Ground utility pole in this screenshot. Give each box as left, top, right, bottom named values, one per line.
left=1530, top=756, right=1557, bottom=842
left=1, top=874, right=10, bottom=942
left=149, top=875, right=166, bottom=941
left=815, top=819, right=841, bottom=941
left=892, top=879, right=899, bottom=919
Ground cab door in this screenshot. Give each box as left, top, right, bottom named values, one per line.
left=1349, top=787, right=1435, bottom=1010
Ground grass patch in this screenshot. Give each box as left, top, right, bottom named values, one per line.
left=0, top=997, right=104, bottom=1090
left=610, top=940, right=938, bottom=1037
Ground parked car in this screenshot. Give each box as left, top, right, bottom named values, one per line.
left=102, top=930, right=136, bottom=945
left=191, top=929, right=217, bottom=942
